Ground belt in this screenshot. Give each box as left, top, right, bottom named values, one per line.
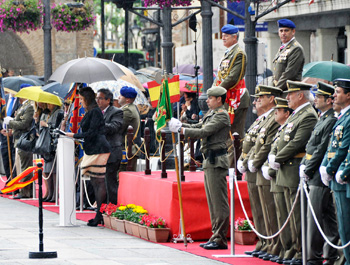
left=294, top=152, right=306, bottom=158
left=305, top=154, right=312, bottom=160
left=328, top=152, right=335, bottom=159
left=204, top=148, right=227, bottom=159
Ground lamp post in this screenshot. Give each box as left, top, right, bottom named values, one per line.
left=130, top=19, right=141, bottom=49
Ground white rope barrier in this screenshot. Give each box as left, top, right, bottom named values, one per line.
left=234, top=176, right=300, bottom=240
left=303, top=183, right=350, bottom=250
left=42, top=153, right=57, bottom=181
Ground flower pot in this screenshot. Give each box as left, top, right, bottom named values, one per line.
left=131, top=223, right=141, bottom=238
left=124, top=221, right=133, bottom=235
left=147, top=227, right=170, bottom=243
left=139, top=225, right=149, bottom=240
left=110, top=217, right=125, bottom=232
left=102, top=214, right=111, bottom=229
left=234, top=230, right=257, bottom=245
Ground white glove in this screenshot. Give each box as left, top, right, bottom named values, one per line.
left=268, top=154, right=275, bottom=165
left=168, top=117, right=182, bottom=133
left=336, top=170, right=346, bottom=185
left=262, top=165, right=272, bottom=180
left=3, top=116, right=13, bottom=126
left=237, top=159, right=246, bottom=174
left=248, top=160, right=257, bottom=173
left=299, top=164, right=309, bottom=181
left=320, top=166, right=332, bottom=186
left=272, top=161, right=281, bottom=170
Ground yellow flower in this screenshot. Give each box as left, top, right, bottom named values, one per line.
left=118, top=206, right=126, bottom=211
left=127, top=204, right=136, bottom=209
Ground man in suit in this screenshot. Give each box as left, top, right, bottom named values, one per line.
left=262, top=97, right=294, bottom=264
left=247, top=85, right=283, bottom=261
left=0, top=92, right=21, bottom=183
left=237, top=90, right=269, bottom=256
left=269, top=80, right=318, bottom=265
left=118, top=86, right=141, bottom=172
left=272, top=19, right=305, bottom=91
left=3, top=94, right=34, bottom=199
left=321, top=79, right=350, bottom=265
left=169, top=86, right=231, bottom=250
left=97, top=88, right=123, bottom=205
left=215, top=24, right=250, bottom=168
left=299, top=82, right=339, bottom=265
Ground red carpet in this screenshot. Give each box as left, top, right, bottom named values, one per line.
left=0, top=177, right=274, bottom=265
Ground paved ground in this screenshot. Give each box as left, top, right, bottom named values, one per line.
left=0, top=197, right=227, bottom=265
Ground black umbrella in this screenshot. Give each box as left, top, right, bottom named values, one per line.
left=3, top=76, right=41, bottom=93
left=49, top=57, right=126, bottom=84
left=42, top=82, right=72, bottom=99
left=23, top=75, right=45, bottom=86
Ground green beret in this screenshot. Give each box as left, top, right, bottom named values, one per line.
left=207, top=86, right=227, bottom=97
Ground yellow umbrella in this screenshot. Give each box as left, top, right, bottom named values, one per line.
left=15, top=86, right=62, bottom=106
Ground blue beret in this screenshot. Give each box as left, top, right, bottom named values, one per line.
left=277, top=19, right=296, bottom=29
left=20, top=83, right=32, bottom=89
left=120, top=86, right=137, bottom=98
left=221, top=24, right=239, bottom=34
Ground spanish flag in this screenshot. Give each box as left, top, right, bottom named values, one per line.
left=148, top=75, right=180, bottom=108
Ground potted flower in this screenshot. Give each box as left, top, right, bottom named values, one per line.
left=110, top=205, right=127, bottom=232
left=51, top=1, right=95, bottom=32
left=100, top=202, right=117, bottom=229
left=234, top=217, right=257, bottom=245
left=140, top=215, right=170, bottom=243
left=0, top=0, right=44, bottom=33
left=124, top=204, right=148, bottom=237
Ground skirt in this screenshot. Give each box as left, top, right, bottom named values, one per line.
left=81, top=153, right=110, bottom=178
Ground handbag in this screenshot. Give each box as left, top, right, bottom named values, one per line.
left=34, top=127, right=54, bottom=155
left=16, top=126, right=38, bottom=152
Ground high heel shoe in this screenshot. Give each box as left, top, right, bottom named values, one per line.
left=87, top=218, right=104, bottom=227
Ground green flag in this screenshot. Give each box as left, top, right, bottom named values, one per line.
left=155, top=79, right=173, bottom=142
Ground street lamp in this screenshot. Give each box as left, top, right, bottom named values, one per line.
left=130, top=19, right=141, bottom=49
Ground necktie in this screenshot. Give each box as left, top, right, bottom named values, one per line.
left=279, top=45, right=285, bottom=51
left=7, top=97, right=15, bottom=117
left=102, top=110, right=105, bottom=115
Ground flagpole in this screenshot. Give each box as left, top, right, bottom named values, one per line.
left=171, top=131, right=187, bottom=248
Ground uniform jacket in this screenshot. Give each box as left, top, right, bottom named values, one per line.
left=8, top=100, right=34, bottom=142
left=183, top=105, right=230, bottom=170
left=237, top=115, right=265, bottom=183
left=103, top=105, right=123, bottom=163
left=121, top=103, right=141, bottom=149
left=74, top=106, right=110, bottom=155
left=249, top=109, right=280, bottom=186
left=215, top=44, right=247, bottom=91
left=301, top=108, right=336, bottom=186
left=321, top=108, right=350, bottom=192
left=274, top=103, right=318, bottom=188
left=273, top=38, right=305, bottom=91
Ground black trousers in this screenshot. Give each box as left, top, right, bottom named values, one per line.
left=105, top=159, right=121, bottom=205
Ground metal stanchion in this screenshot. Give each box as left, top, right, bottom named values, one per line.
left=300, top=179, right=307, bottom=265
left=29, top=162, right=57, bottom=259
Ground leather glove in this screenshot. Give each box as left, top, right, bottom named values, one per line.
left=336, top=170, right=346, bottom=185
left=237, top=159, right=246, bottom=174
left=299, top=164, right=309, bottom=181
left=248, top=160, right=257, bottom=173
left=320, top=166, right=332, bottom=186
left=262, top=165, right=272, bottom=180
left=168, top=117, right=182, bottom=133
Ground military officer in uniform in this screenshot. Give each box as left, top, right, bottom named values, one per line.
left=237, top=88, right=268, bottom=257
left=169, top=86, right=231, bottom=250
left=272, top=19, right=305, bottom=91
left=269, top=80, right=318, bottom=265
left=215, top=24, right=250, bottom=168
left=299, top=82, right=339, bottom=265
left=321, top=79, right=350, bottom=265
left=262, top=97, right=294, bottom=264
left=247, top=85, right=283, bottom=260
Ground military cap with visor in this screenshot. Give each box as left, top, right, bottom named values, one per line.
left=274, top=97, right=289, bottom=109
left=252, top=85, right=282, bottom=97
left=315, top=81, right=334, bottom=97
left=333, top=78, right=350, bottom=93
left=207, top=86, right=227, bottom=97
left=284, top=80, right=313, bottom=93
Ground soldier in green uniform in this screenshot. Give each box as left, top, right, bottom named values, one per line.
left=299, top=82, right=339, bottom=265
left=247, top=85, right=283, bottom=260
left=169, top=86, right=231, bottom=250
left=272, top=19, right=305, bottom=91
left=269, top=80, right=318, bottom=265
left=262, top=97, right=294, bottom=264
left=214, top=24, right=250, bottom=168
left=321, top=79, right=350, bottom=265
left=237, top=87, right=268, bottom=257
